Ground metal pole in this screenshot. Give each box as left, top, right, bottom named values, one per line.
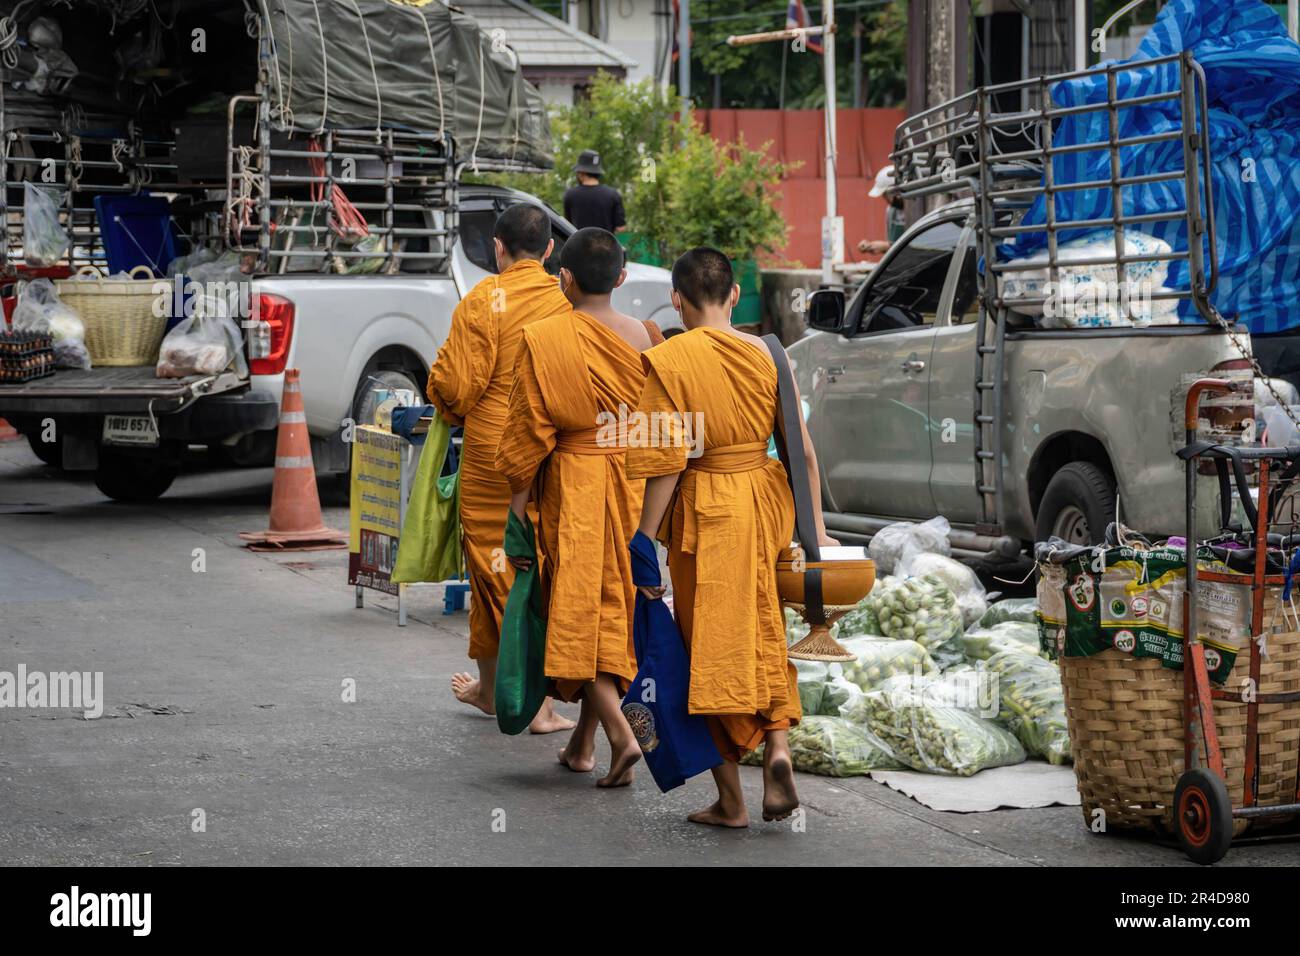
left=852, top=15, right=862, bottom=109
left=1291, top=0, right=1298, bottom=42
left=1074, top=0, right=1088, bottom=71
left=821, top=0, right=840, bottom=287
left=678, top=0, right=691, bottom=111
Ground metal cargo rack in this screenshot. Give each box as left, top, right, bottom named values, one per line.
left=888, top=51, right=1227, bottom=537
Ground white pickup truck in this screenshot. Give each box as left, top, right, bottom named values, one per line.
left=0, top=184, right=676, bottom=501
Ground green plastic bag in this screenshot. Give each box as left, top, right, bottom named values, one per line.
left=495, top=510, right=548, bottom=735
left=392, top=416, right=462, bottom=584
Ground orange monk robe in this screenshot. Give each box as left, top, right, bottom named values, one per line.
left=494, top=312, right=658, bottom=701
left=626, top=327, right=800, bottom=762
left=426, top=258, right=573, bottom=660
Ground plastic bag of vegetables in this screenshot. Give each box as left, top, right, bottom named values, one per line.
left=835, top=597, right=883, bottom=638
left=961, top=621, right=1044, bottom=662
left=865, top=575, right=964, bottom=668
left=818, top=674, right=867, bottom=716
left=837, top=636, right=935, bottom=693
left=868, top=516, right=950, bottom=575
left=852, top=674, right=1026, bottom=775
left=978, top=597, right=1038, bottom=629
left=794, top=658, right=829, bottom=716
left=985, top=650, right=1071, bottom=764
left=898, top=552, right=987, bottom=628
left=741, top=715, right=903, bottom=775
left=785, top=606, right=810, bottom=646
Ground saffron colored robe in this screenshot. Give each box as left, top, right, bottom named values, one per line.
left=626, top=327, right=800, bottom=761
left=427, top=258, right=572, bottom=659
left=494, top=311, right=660, bottom=701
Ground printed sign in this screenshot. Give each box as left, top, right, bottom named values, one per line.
left=348, top=426, right=404, bottom=596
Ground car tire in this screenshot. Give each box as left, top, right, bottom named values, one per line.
left=94, top=450, right=178, bottom=502
left=325, top=368, right=426, bottom=505
left=1034, top=461, right=1116, bottom=547
left=26, top=432, right=62, bottom=468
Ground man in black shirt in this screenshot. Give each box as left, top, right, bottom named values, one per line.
left=563, top=149, right=627, bottom=234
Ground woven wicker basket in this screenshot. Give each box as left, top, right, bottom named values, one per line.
left=1060, top=591, right=1300, bottom=835
left=55, top=265, right=165, bottom=366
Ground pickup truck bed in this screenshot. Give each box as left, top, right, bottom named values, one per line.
left=0, top=367, right=246, bottom=414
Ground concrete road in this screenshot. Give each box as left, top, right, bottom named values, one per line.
left=2, top=437, right=1297, bottom=867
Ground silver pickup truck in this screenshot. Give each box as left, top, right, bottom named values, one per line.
left=793, top=51, right=1258, bottom=559
left=791, top=196, right=1251, bottom=558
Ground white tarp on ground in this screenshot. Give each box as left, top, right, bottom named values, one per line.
left=869, top=762, right=1081, bottom=813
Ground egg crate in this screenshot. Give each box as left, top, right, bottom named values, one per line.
left=0, top=333, right=56, bottom=383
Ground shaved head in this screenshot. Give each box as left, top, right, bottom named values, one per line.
left=672, top=247, right=734, bottom=310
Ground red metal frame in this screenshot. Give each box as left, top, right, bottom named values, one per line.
left=1182, top=379, right=1300, bottom=835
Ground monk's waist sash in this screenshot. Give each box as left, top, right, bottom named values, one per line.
left=554, top=428, right=624, bottom=456
left=686, top=441, right=769, bottom=474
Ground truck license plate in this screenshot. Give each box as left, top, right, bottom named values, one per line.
left=102, top=415, right=159, bottom=447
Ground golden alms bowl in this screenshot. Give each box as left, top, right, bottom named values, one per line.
left=776, top=546, right=876, bottom=607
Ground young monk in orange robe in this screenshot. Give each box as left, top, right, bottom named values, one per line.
left=495, top=227, right=663, bottom=787
left=629, top=247, right=837, bottom=826
left=427, top=203, right=573, bottom=734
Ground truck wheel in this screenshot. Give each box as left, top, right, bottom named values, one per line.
left=1034, top=461, right=1115, bottom=546
left=94, top=451, right=178, bottom=502
left=27, top=432, right=62, bottom=468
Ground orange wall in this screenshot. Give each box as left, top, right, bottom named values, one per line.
left=696, top=107, right=905, bottom=268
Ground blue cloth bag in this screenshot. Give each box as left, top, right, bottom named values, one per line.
left=621, top=531, right=722, bottom=792
left=999, top=0, right=1300, bottom=334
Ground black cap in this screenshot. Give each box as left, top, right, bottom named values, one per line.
left=573, top=149, right=605, bottom=177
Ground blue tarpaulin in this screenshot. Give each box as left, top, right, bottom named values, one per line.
left=1000, top=0, right=1300, bottom=333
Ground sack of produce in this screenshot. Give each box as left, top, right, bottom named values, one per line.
left=900, top=551, right=987, bottom=628
left=985, top=650, right=1071, bottom=764
left=794, top=658, right=829, bottom=716
left=977, top=597, right=1038, bottom=629
left=741, top=715, right=903, bottom=776
left=12, top=278, right=89, bottom=369
left=837, top=635, right=935, bottom=693
left=961, top=621, right=1044, bottom=662
left=865, top=575, right=964, bottom=668
left=785, top=605, right=810, bottom=647
left=23, top=183, right=69, bottom=268
left=853, top=674, right=1026, bottom=776
left=835, top=597, right=883, bottom=638
left=868, top=516, right=950, bottom=575
left=818, top=675, right=866, bottom=717
left=156, top=303, right=246, bottom=378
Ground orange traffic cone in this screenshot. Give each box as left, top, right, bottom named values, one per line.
left=0, top=418, right=18, bottom=442
left=239, top=368, right=347, bottom=552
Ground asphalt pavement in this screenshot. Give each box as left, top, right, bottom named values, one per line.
left=2, top=436, right=1297, bottom=866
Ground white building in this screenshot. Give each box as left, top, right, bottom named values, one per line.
left=453, top=0, right=640, bottom=106
left=562, top=0, right=676, bottom=88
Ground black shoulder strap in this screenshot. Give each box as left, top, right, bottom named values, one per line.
left=762, top=333, right=825, bottom=623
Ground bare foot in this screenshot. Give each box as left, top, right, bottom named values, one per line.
left=596, top=742, right=641, bottom=788
left=558, top=747, right=595, bottom=773
left=762, top=753, right=800, bottom=821
left=451, top=672, right=494, bottom=716
left=529, top=712, right=577, bottom=734
left=687, top=800, right=750, bottom=828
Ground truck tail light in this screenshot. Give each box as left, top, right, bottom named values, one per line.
left=249, top=294, right=295, bottom=376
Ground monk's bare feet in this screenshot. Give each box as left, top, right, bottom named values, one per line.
left=596, top=742, right=641, bottom=788
left=451, top=672, right=493, bottom=716
left=558, top=746, right=595, bottom=773
left=687, top=800, right=749, bottom=828
left=761, top=753, right=800, bottom=821
left=529, top=712, right=576, bottom=734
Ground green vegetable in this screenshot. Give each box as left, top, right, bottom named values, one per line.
left=978, top=597, right=1039, bottom=629
left=985, top=650, right=1071, bottom=764
left=847, top=674, right=1026, bottom=776
left=836, top=598, right=883, bottom=638
left=865, top=575, right=965, bottom=666
left=818, top=675, right=866, bottom=716
left=741, top=715, right=902, bottom=775
left=794, top=658, right=829, bottom=716
left=785, top=605, right=810, bottom=646
left=836, top=636, right=935, bottom=693
left=961, top=621, right=1044, bottom=663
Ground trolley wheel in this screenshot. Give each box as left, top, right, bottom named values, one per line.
left=1173, top=769, right=1233, bottom=865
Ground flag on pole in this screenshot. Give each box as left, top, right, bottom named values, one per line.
left=787, top=0, right=824, bottom=54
